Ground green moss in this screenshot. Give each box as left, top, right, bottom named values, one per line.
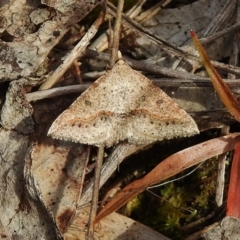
left=121, top=156, right=222, bottom=240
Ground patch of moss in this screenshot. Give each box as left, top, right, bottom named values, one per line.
left=121, top=156, right=223, bottom=239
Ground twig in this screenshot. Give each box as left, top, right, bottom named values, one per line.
left=200, top=22, right=240, bottom=46
left=39, top=11, right=105, bottom=90
left=87, top=1, right=124, bottom=238
left=26, top=77, right=240, bottom=103
left=26, top=84, right=89, bottom=102
left=183, top=208, right=223, bottom=238
left=109, top=0, right=124, bottom=68
left=89, top=0, right=146, bottom=52
left=84, top=49, right=205, bottom=80
left=86, top=146, right=104, bottom=239
left=215, top=126, right=230, bottom=206
left=85, top=49, right=240, bottom=79
left=79, top=143, right=149, bottom=206
left=136, top=0, right=171, bottom=23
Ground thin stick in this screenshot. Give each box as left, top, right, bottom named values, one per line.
left=39, top=11, right=105, bottom=90
left=215, top=153, right=227, bottom=206
left=109, top=0, right=124, bottom=68
left=79, top=143, right=148, bottom=205
left=89, top=0, right=146, bottom=52
left=87, top=2, right=124, bottom=238
left=84, top=49, right=206, bottom=80
left=26, top=77, right=240, bottom=103
left=86, top=145, right=104, bottom=239
left=200, top=22, right=240, bottom=46
left=215, top=126, right=229, bottom=206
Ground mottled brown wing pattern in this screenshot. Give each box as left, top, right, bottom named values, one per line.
left=48, top=60, right=199, bottom=147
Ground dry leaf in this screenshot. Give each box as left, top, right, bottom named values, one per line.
left=64, top=206, right=170, bottom=240
left=0, top=129, right=61, bottom=239
left=132, top=0, right=232, bottom=61
left=25, top=140, right=89, bottom=233
left=24, top=95, right=91, bottom=234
